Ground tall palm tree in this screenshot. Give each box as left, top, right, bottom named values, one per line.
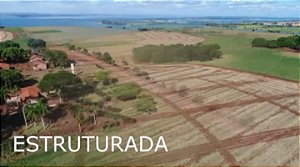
left=26, top=99, right=49, bottom=132
left=35, top=99, right=49, bottom=130
left=26, top=104, right=39, bottom=133
left=71, top=104, right=85, bottom=133
left=88, top=102, right=99, bottom=126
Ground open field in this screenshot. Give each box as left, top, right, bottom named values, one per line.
left=23, top=27, right=204, bottom=64
left=182, top=28, right=300, bottom=81
left=8, top=48, right=299, bottom=166
left=23, top=27, right=299, bottom=81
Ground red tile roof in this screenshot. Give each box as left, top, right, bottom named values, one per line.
left=20, top=86, right=41, bottom=101
left=0, top=63, right=10, bottom=69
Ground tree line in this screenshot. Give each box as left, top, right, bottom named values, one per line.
left=252, top=35, right=300, bottom=51
left=132, top=43, right=223, bottom=63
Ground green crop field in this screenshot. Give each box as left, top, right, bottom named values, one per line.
left=184, top=28, right=300, bottom=81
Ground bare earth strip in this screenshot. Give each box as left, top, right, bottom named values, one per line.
left=0, top=31, right=13, bottom=42
left=53, top=46, right=299, bottom=166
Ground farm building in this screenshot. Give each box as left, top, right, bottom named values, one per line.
left=30, top=54, right=47, bottom=71
left=19, top=85, right=42, bottom=104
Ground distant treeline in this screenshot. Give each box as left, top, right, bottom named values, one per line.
left=133, top=43, right=222, bottom=63
left=252, top=35, right=300, bottom=51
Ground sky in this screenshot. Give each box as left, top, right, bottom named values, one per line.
left=0, top=0, right=299, bottom=18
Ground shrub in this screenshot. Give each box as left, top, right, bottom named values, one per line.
left=252, top=38, right=267, bottom=47
left=110, top=83, right=141, bottom=101
left=96, top=71, right=111, bottom=82
left=135, top=95, right=157, bottom=113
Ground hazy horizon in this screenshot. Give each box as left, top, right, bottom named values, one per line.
left=0, top=0, right=300, bottom=18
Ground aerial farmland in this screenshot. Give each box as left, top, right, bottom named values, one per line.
left=0, top=1, right=300, bottom=166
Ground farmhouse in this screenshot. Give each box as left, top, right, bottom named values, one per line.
left=19, top=85, right=42, bottom=104
left=30, top=54, right=47, bottom=71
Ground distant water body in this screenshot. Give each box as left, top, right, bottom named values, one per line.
left=0, top=14, right=298, bottom=28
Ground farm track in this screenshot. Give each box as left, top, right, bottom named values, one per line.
left=54, top=46, right=299, bottom=166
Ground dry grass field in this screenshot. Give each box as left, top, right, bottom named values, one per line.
left=24, top=27, right=203, bottom=64
left=19, top=47, right=298, bottom=166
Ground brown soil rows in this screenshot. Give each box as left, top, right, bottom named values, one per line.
left=182, top=112, right=239, bottom=166
left=184, top=93, right=299, bottom=115
left=54, top=46, right=299, bottom=166
left=160, top=80, right=260, bottom=96
left=111, top=126, right=299, bottom=166
left=137, top=93, right=298, bottom=123
left=199, top=77, right=300, bottom=116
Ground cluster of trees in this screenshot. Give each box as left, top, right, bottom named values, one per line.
left=0, top=69, right=23, bottom=89
left=94, top=52, right=115, bottom=65
left=66, top=44, right=89, bottom=55
left=42, top=50, right=70, bottom=68
left=27, top=38, right=46, bottom=51
left=133, top=43, right=223, bottom=63
left=0, top=41, right=30, bottom=63
left=0, top=69, right=23, bottom=104
left=252, top=35, right=300, bottom=50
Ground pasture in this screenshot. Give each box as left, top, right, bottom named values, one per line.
left=183, top=28, right=300, bottom=81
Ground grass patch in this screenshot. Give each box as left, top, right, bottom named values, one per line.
left=184, top=28, right=300, bottom=81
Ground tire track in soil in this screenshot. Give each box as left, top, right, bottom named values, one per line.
left=110, top=126, right=299, bottom=166
left=199, top=78, right=300, bottom=116
left=137, top=93, right=298, bottom=123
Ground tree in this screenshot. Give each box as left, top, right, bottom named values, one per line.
left=267, top=40, right=279, bottom=48
left=101, top=52, right=114, bottom=64
left=68, top=44, right=76, bottom=50
left=0, top=40, right=20, bottom=56
left=85, top=101, right=101, bottom=126
left=1, top=47, right=30, bottom=63
left=0, top=69, right=23, bottom=88
left=27, top=38, right=46, bottom=50
left=39, top=71, right=82, bottom=92
left=25, top=99, right=49, bottom=132
left=25, top=104, right=39, bottom=133
left=71, top=104, right=85, bottom=133
left=82, top=48, right=88, bottom=54
left=35, top=99, right=49, bottom=130
left=251, top=38, right=267, bottom=47
left=42, top=50, right=70, bottom=68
